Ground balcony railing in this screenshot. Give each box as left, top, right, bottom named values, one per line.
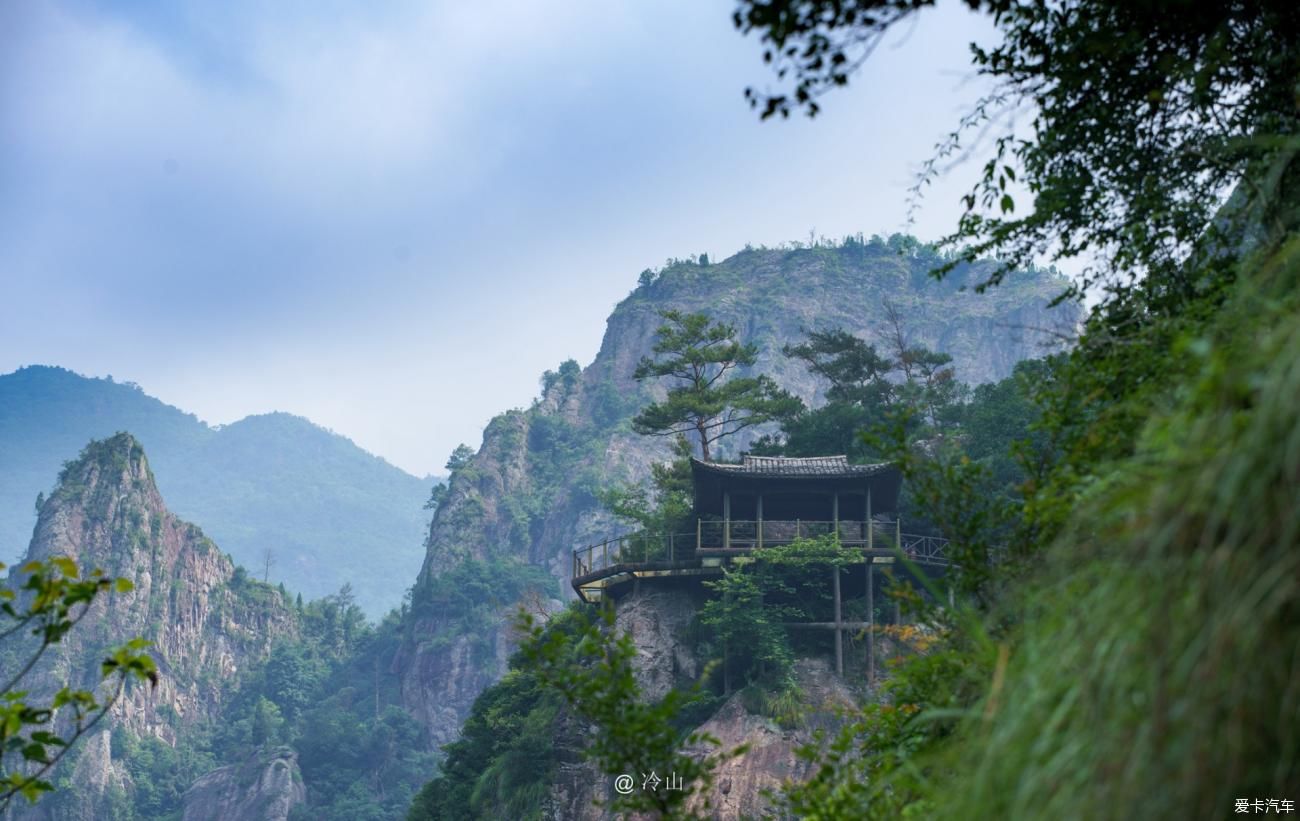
left=571, top=531, right=697, bottom=580
left=572, top=519, right=949, bottom=582
left=697, top=519, right=899, bottom=550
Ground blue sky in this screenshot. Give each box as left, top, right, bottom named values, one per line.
left=1, top=1, right=1004, bottom=476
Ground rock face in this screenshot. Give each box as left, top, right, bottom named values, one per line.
left=397, top=241, right=1080, bottom=750
left=613, top=584, right=702, bottom=702
left=181, top=748, right=306, bottom=821
left=4, top=434, right=298, bottom=819
left=550, top=673, right=861, bottom=820
left=685, top=658, right=858, bottom=819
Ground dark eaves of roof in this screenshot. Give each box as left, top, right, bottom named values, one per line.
left=691, top=455, right=893, bottom=478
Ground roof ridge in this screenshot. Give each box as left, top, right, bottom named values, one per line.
left=742, top=454, right=848, bottom=464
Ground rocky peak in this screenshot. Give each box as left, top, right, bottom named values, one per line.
left=7, top=433, right=298, bottom=818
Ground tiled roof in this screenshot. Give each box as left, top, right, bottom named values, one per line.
left=692, top=455, right=892, bottom=478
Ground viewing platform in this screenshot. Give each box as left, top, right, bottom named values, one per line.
left=570, top=454, right=955, bottom=678
left=570, top=455, right=950, bottom=603
left=570, top=521, right=951, bottom=603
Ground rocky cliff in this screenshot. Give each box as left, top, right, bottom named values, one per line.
left=397, top=239, right=1080, bottom=753
left=4, top=433, right=299, bottom=820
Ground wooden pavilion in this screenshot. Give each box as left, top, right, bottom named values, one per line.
left=690, top=454, right=902, bottom=552
left=571, top=454, right=951, bottom=677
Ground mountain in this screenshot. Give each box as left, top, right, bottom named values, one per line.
left=0, top=366, right=433, bottom=616
left=4, top=433, right=304, bottom=821
left=3, top=433, right=434, bottom=820
left=394, top=237, right=1083, bottom=747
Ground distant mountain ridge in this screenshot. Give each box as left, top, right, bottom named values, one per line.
left=0, top=365, right=433, bottom=616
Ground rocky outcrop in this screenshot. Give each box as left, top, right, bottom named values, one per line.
left=613, top=584, right=703, bottom=702
left=685, top=658, right=857, bottom=819
left=543, top=710, right=607, bottom=821
left=397, top=621, right=514, bottom=750
left=398, top=242, right=1079, bottom=750
left=181, top=748, right=306, bottom=821
left=547, top=651, right=859, bottom=821
left=4, top=434, right=299, bottom=819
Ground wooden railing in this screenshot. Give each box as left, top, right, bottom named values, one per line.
left=899, top=532, right=951, bottom=566
left=572, top=520, right=950, bottom=580
left=571, top=531, right=698, bottom=580
left=697, top=519, right=900, bottom=550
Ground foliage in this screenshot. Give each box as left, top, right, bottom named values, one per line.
left=785, top=329, right=895, bottom=407
left=113, top=729, right=216, bottom=818
left=631, top=309, right=800, bottom=462
left=229, top=590, right=433, bottom=820
left=539, top=359, right=582, bottom=398
left=725, top=4, right=1300, bottom=818
left=0, top=556, right=156, bottom=811
left=599, top=436, right=695, bottom=538
left=918, top=240, right=1300, bottom=819
left=94, top=583, right=433, bottom=821
left=735, top=0, right=1300, bottom=298
left=700, top=566, right=795, bottom=694
left=778, top=629, right=987, bottom=819
left=423, top=482, right=447, bottom=512
left=759, top=318, right=965, bottom=466
left=410, top=558, right=555, bottom=637
left=444, top=445, right=475, bottom=472
left=700, top=537, right=861, bottom=696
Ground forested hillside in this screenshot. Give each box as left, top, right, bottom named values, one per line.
left=0, top=366, right=434, bottom=615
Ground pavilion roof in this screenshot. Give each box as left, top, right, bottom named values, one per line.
left=690, top=455, right=892, bottom=479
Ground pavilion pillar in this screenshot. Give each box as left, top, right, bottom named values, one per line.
left=833, top=565, right=843, bottom=675
left=756, top=494, right=764, bottom=549
left=723, top=492, right=731, bottom=550
left=867, top=561, right=875, bottom=684
left=867, top=487, right=874, bottom=551
left=832, top=492, right=839, bottom=542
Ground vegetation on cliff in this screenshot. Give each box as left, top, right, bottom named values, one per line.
left=0, top=553, right=155, bottom=811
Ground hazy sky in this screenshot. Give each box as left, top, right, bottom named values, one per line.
left=1, top=1, right=1005, bottom=477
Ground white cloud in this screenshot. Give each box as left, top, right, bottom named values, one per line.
left=1, top=0, right=1006, bottom=475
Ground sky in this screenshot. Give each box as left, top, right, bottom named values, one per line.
left=0, top=0, right=1007, bottom=477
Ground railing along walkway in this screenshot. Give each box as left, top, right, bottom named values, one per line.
left=571, top=520, right=951, bottom=599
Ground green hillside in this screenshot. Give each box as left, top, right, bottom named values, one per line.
left=0, top=365, right=432, bottom=616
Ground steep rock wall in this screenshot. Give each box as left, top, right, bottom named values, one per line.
left=4, top=434, right=298, bottom=819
